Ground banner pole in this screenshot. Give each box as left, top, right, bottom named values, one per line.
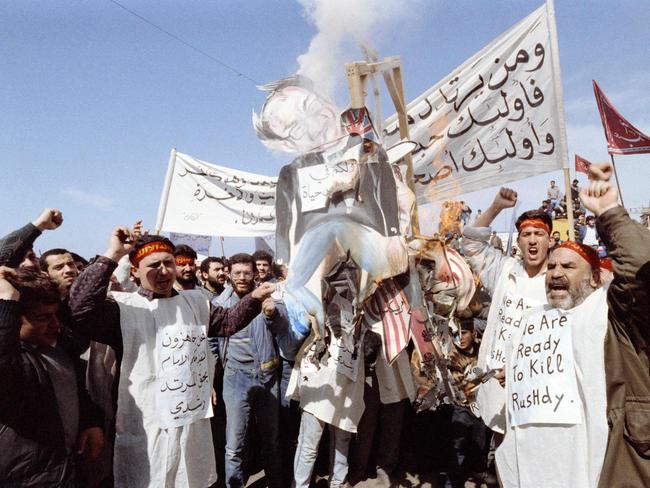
left=609, top=153, right=626, bottom=208
left=219, top=236, right=226, bottom=258
left=155, top=148, right=177, bottom=235
left=546, top=0, right=574, bottom=241
left=562, top=166, right=575, bottom=241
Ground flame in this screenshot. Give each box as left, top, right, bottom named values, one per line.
left=414, top=110, right=464, bottom=237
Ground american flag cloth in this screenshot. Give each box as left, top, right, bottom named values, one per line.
left=574, top=154, right=592, bottom=175
left=365, top=278, right=410, bottom=364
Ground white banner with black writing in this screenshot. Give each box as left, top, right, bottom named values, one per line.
left=156, top=151, right=277, bottom=237
left=508, top=308, right=581, bottom=426
left=383, top=3, right=567, bottom=203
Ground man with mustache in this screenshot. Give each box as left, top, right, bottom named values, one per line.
left=462, top=189, right=552, bottom=436
left=496, top=165, right=650, bottom=488
left=69, top=229, right=275, bottom=487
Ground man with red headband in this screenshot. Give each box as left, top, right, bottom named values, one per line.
left=462, top=188, right=552, bottom=436
left=69, top=229, right=275, bottom=488
left=496, top=165, right=650, bottom=488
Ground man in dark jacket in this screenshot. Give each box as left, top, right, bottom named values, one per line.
left=583, top=166, right=650, bottom=487
left=0, top=267, right=104, bottom=487
left=0, top=208, right=63, bottom=269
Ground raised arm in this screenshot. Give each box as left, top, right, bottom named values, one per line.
left=462, top=188, right=517, bottom=294
left=0, top=208, right=63, bottom=267
left=581, top=165, right=650, bottom=343
left=68, top=225, right=139, bottom=351
left=0, top=267, right=23, bottom=393
left=474, top=187, right=517, bottom=229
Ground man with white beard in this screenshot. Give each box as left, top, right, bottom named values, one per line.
left=497, top=165, right=650, bottom=488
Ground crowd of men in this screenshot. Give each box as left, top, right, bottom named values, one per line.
left=1, top=163, right=649, bottom=488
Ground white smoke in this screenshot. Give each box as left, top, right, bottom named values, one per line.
left=296, top=0, right=418, bottom=102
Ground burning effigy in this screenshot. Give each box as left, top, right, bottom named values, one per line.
left=254, top=75, right=481, bottom=426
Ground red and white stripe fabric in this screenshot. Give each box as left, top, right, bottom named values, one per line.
left=366, top=279, right=410, bottom=364
left=431, top=248, right=476, bottom=312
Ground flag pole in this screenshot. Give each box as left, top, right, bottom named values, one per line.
left=546, top=0, right=575, bottom=240
left=155, top=148, right=177, bottom=235
left=219, top=236, right=226, bottom=258
left=609, top=153, right=626, bottom=207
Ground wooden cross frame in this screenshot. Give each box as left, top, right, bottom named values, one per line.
left=345, top=56, right=420, bottom=236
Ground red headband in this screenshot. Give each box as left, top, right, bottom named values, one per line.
left=518, top=218, right=551, bottom=234
left=131, top=241, right=174, bottom=266
left=175, top=255, right=194, bottom=266
left=556, top=241, right=600, bottom=270
left=600, top=257, right=613, bottom=272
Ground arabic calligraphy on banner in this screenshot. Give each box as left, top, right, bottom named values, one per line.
left=169, top=232, right=213, bottom=256
left=157, top=152, right=278, bottom=237
left=156, top=324, right=212, bottom=429
left=383, top=5, right=567, bottom=202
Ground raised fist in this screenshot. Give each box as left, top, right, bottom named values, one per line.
left=492, top=187, right=518, bottom=211
left=587, top=163, right=612, bottom=182
left=33, top=208, right=63, bottom=231
left=104, top=220, right=142, bottom=262
left=0, top=266, right=19, bottom=301
left=580, top=180, right=619, bottom=217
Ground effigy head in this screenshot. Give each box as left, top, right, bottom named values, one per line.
left=408, top=237, right=476, bottom=314
left=253, top=75, right=344, bottom=155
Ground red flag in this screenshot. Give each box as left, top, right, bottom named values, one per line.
left=574, top=154, right=592, bottom=174
left=593, top=80, right=650, bottom=155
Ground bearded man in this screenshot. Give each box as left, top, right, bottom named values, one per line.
left=496, top=165, right=650, bottom=488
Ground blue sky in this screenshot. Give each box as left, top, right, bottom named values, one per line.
left=2, top=0, right=649, bottom=258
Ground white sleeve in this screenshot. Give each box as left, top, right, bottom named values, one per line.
left=461, top=226, right=513, bottom=296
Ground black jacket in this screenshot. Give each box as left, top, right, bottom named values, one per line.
left=0, top=300, right=104, bottom=487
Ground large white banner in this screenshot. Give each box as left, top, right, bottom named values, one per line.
left=384, top=3, right=568, bottom=203
left=156, top=151, right=277, bottom=237
left=169, top=232, right=213, bottom=257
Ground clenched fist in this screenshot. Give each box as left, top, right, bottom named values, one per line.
left=33, top=208, right=63, bottom=231
left=492, top=187, right=518, bottom=211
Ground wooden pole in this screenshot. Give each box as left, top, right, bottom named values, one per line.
left=155, top=148, right=177, bottom=235
left=562, top=166, right=575, bottom=241
left=609, top=154, right=626, bottom=208
left=345, top=56, right=420, bottom=236
left=219, top=236, right=226, bottom=258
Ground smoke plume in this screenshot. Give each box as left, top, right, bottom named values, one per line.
left=296, top=0, right=418, bottom=102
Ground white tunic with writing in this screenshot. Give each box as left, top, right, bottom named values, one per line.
left=462, top=226, right=547, bottom=433
left=496, top=286, right=609, bottom=488
left=112, top=290, right=216, bottom=488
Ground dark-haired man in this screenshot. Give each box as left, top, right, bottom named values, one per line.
left=173, top=244, right=200, bottom=291
left=0, top=267, right=105, bottom=486
left=497, top=168, right=650, bottom=487
left=214, top=253, right=300, bottom=488
left=41, top=248, right=79, bottom=298
left=0, top=208, right=63, bottom=270
left=252, top=250, right=274, bottom=284
left=69, top=229, right=275, bottom=487
left=201, top=256, right=228, bottom=297
left=462, top=188, right=551, bottom=434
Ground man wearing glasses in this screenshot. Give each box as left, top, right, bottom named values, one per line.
left=213, top=253, right=303, bottom=488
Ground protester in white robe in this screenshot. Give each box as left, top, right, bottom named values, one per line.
left=69, top=229, right=275, bottom=488
left=497, top=240, right=608, bottom=488
left=462, top=188, right=551, bottom=433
